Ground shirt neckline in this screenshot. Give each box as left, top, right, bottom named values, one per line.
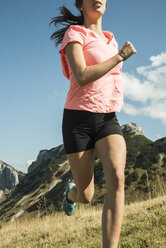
left=80, top=25, right=113, bottom=45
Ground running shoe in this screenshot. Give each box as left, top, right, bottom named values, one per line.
left=63, top=183, right=76, bottom=216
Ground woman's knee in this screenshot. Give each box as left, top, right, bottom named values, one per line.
left=107, top=168, right=125, bottom=190
left=115, top=171, right=125, bottom=189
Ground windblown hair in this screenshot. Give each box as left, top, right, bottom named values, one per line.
left=49, top=0, right=84, bottom=46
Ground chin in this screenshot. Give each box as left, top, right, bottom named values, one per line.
left=94, top=7, right=105, bottom=15
left=93, top=10, right=105, bottom=17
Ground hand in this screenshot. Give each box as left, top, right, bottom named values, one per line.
left=119, top=41, right=137, bottom=61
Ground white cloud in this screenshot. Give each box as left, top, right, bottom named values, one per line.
left=123, top=102, right=139, bottom=115
left=27, top=160, right=34, bottom=166
left=150, top=52, right=166, bottom=67
left=122, top=52, right=166, bottom=124
left=137, top=65, right=166, bottom=85
left=142, top=99, right=166, bottom=124
left=48, top=89, right=66, bottom=102
left=122, top=72, right=156, bottom=103
left=123, top=100, right=166, bottom=124
left=156, top=134, right=162, bottom=140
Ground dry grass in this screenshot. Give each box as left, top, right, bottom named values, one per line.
left=0, top=204, right=102, bottom=248
left=0, top=174, right=166, bottom=248
left=0, top=193, right=166, bottom=248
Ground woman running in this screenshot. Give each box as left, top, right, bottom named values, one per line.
left=50, top=0, right=136, bottom=247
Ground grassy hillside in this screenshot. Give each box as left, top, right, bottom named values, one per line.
left=0, top=149, right=165, bottom=223
left=0, top=194, right=165, bottom=248
left=0, top=133, right=165, bottom=224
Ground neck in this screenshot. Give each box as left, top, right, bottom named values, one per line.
left=83, top=16, right=103, bottom=34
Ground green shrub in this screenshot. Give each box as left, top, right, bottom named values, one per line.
left=131, top=170, right=139, bottom=181
left=126, top=170, right=139, bottom=186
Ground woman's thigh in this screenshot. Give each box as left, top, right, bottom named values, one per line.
left=94, top=134, right=126, bottom=189
left=67, top=149, right=95, bottom=198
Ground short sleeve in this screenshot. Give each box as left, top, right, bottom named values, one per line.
left=59, top=25, right=86, bottom=79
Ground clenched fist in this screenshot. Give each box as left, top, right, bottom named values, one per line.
left=118, top=41, right=137, bottom=61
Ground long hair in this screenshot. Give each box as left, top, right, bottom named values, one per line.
left=49, top=0, right=84, bottom=46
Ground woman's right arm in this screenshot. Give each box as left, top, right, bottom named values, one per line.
left=64, top=41, right=136, bottom=87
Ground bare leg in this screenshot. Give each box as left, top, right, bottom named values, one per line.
left=102, top=184, right=125, bottom=247
left=95, top=134, right=126, bottom=248
left=66, top=149, right=95, bottom=204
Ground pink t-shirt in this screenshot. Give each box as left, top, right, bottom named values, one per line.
left=59, top=25, right=123, bottom=113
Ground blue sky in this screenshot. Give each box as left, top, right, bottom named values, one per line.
left=0, top=0, right=166, bottom=173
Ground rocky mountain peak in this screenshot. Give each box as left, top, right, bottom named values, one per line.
left=0, top=160, right=19, bottom=192
left=28, top=144, right=65, bottom=173
left=121, top=123, right=145, bottom=137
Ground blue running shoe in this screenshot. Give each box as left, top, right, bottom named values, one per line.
left=63, top=183, right=76, bottom=216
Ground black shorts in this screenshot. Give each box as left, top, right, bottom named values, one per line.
left=62, top=108, right=123, bottom=154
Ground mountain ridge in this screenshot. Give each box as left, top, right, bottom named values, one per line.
left=0, top=161, right=25, bottom=196
left=0, top=123, right=165, bottom=223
